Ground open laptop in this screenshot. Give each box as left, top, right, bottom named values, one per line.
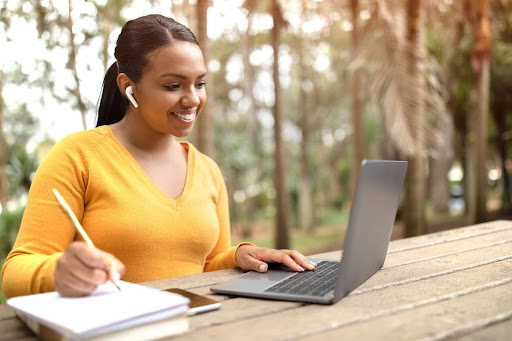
left=211, top=160, right=407, bottom=305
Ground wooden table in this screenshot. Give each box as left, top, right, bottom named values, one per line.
left=1, top=220, right=511, bottom=340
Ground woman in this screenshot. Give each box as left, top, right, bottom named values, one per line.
left=1, top=14, right=316, bottom=298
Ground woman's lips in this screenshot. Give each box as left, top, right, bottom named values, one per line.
left=171, top=110, right=196, bottom=122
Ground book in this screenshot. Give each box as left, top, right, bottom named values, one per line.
left=7, top=281, right=190, bottom=341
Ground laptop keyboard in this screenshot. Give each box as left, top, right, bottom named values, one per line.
left=264, top=261, right=339, bottom=297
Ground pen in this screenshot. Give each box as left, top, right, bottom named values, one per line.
left=52, top=188, right=121, bottom=291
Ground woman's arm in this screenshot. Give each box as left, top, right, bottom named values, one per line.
left=202, top=163, right=315, bottom=274
left=1, top=133, right=123, bottom=297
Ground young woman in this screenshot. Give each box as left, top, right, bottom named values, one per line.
left=1, top=14, right=316, bottom=298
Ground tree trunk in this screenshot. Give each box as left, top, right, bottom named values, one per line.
left=195, top=0, right=214, bottom=156
left=467, top=0, right=491, bottom=223
left=172, top=0, right=196, bottom=28
left=431, top=118, right=454, bottom=214
left=493, top=107, right=511, bottom=212
left=242, top=0, right=257, bottom=238
left=350, top=0, right=364, bottom=196
left=404, top=0, right=427, bottom=237
left=297, top=0, right=313, bottom=232
left=272, top=0, right=290, bottom=249
left=101, top=18, right=113, bottom=73
left=0, top=71, right=7, bottom=211
left=474, top=59, right=490, bottom=222
left=67, top=0, right=87, bottom=130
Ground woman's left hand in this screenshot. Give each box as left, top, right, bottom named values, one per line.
left=235, top=245, right=317, bottom=273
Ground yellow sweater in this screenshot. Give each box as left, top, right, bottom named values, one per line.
left=2, top=126, right=242, bottom=298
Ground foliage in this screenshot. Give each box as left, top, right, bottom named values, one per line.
left=0, top=206, right=23, bottom=259
left=356, top=0, right=451, bottom=157
left=0, top=208, right=23, bottom=303
left=7, top=148, right=39, bottom=198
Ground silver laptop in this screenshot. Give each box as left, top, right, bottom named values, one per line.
left=211, top=160, right=407, bottom=305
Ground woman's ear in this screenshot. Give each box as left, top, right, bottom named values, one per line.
left=125, top=86, right=139, bottom=108
left=117, top=73, right=139, bottom=108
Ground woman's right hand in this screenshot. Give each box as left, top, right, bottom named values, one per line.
left=54, top=242, right=125, bottom=297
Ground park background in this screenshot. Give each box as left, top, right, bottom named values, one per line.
left=1, top=0, right=511, bottom=303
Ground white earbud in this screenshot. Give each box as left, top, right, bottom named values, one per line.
left=125, top=86, right=139, bottom=108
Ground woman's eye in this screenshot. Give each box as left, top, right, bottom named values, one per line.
left=196, top=81, right=207, bottom=89
left=164, top=84, right=180, bottom=91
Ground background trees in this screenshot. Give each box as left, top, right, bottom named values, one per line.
left=1, top=0, right=511, bottom=257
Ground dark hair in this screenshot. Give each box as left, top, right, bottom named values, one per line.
left=96, top=14, right=199, bottom=127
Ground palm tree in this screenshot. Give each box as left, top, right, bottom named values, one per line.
left=350, top=0, right=365, bottom=197
left=297, top=0, right=314, bottom=232
left=403, top=0, right=427, bottom=236
left=354, top=0, right=451, bottom=236
left=195, top=0, right=214, bottom=156
left=271, top=0, right=290, bottom=249
left=240, top=0, right=260, bottom=238
left=467, top=0, right=492, bottom=223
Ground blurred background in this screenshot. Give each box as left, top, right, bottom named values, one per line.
left=1, top=0, right=511, bottom=301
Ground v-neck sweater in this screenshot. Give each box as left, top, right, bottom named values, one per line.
left=2, top=126, right=242, bottom=298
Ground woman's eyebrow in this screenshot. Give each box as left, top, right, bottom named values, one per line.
left=159, top=72, right=208, bottom=79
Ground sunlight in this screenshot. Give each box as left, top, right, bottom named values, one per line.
left=342, top=20, right=353, bottom=32
left=360, top=10, right=371, bottom=20
left=314, top=55, right=330, bottom=73
left=448, top=162, right=464, bottom=182
left=302, top=18, right=324, bottom=35
left=233, top=190, right=246, bottom=204
left=208, top=59, right=221, bottom=73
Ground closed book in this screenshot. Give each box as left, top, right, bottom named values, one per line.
left=7, top=281, right=190, bottom=340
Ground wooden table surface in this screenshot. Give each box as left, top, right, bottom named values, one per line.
left=1, top=220, right=511, bottom=340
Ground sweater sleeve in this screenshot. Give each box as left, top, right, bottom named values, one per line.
left=203, top=166, right=251, bottom=272
left=1, top=135, right=87, bottom=298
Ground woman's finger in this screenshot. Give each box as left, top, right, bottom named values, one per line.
left=55, top=254, right=105, bottom=296
left=54, top=242, right=124, bottom=296
left=265, top=251, right=305, bottom=272
left=54, top=265, right=101, bottom=297
left=236, top=245, right=317, bottom=273
left=280, top=249, right=317, bottom=270
left=99, top=250, right=125, bottom=286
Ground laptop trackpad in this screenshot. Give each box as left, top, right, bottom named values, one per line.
left=240, top=270, right=294, bottom=281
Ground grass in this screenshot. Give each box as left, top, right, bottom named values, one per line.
left=233, top=231, right=346, bottom=256
left=232, top=208, right=349, bottom=255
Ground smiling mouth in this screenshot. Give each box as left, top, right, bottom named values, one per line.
left=171, top=110, right=196, bottom=122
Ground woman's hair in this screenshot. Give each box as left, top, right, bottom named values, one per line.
left=96, top=14, right=199, bottom=127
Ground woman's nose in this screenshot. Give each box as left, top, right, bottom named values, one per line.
left=181, top=87, right=201, bottom=107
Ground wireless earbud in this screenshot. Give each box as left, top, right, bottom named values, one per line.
left=125, top=86, right=139, bottom=108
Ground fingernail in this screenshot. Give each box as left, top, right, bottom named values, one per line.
left=310, top=261, right=317, bottom=267
left=259, top=264, right=267, bottom=272
left=113, top=271, right=121, bottom=282
left=298, top=266, right=305, bottom=271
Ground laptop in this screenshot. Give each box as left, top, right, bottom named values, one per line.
left=211, top=160, right=407, bottom=305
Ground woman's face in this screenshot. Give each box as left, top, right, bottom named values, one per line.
left=134, top=41, right=207, bottom=138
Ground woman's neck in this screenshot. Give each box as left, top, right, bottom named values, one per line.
left=109, top=115, right=179, bottom=156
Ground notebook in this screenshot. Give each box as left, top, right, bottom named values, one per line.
left=7, top=281, right=190, bottom=340
left=211, top=160, right=407, bottom=305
